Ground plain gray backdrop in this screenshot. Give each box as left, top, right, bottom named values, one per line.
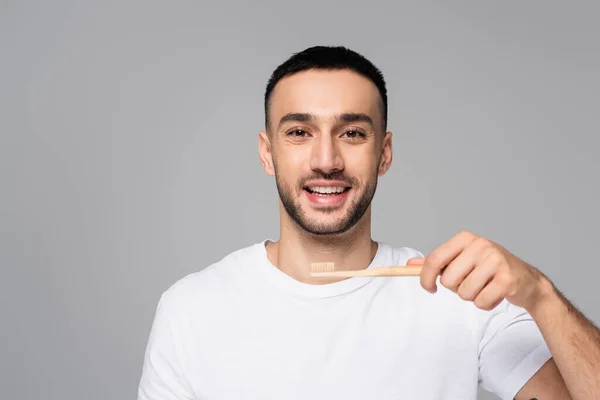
left=1, top=1, right=599, bottom=399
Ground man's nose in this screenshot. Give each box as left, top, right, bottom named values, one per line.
left=309, top=134, right=344, bottom=174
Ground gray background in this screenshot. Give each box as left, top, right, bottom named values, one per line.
left=1, top=1, right=599, bottom=399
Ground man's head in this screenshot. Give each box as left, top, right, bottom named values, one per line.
left=264, top=46, right=388, bottom=133
left=259, top=46, right=393, bottom=236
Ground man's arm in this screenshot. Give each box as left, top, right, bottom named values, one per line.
left=515, top=278, right=600, bottom=400
left=513, top=358, right=570, bottom=399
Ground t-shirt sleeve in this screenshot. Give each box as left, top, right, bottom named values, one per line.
left=477, top=300, right=552, bottom=400
left=138, top=294, right=196, bottom=400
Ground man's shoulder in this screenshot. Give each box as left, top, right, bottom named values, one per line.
left=381, top=242, right=425, bottom=263
left=159, top=240, right=265, bottom=306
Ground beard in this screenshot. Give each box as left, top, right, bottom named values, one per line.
left=274, top=166, right=378, bottom=236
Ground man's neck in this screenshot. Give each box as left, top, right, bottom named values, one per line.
left=265, top=209, right=378, bottom=284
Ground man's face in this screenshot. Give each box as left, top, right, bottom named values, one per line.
left=260, top=69, right=392, bottom=236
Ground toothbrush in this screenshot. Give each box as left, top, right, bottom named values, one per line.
left=310, top=262, right=423, bottom=278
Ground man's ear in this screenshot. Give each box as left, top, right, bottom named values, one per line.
left=378, top=131, right=393, bottom=176
left=258, top=131, right=275, bottom=176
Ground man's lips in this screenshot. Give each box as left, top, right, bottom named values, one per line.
left=302, top=181, right=352, bottom=206
left=303, top=181, right=351, bottom=192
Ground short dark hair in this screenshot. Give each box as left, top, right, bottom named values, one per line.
left=264, top=46, right=388, bottom=132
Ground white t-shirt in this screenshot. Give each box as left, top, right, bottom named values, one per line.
left=138, top=240, right=552, bottom=400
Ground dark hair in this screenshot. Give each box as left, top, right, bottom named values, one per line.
left=264, top=46, right=388, bottom=132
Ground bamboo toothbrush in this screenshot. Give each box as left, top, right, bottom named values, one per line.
left=310, top=262, right=424, bottom=278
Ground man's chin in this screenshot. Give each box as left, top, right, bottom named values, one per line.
left=296, top=215, right=356, bottom=236
left=301, top=225, right=352, bottom=236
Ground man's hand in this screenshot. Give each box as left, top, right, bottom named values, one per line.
left=406, top=230, right=550, bottom=312
left=407, top=230, right=600, bottom=399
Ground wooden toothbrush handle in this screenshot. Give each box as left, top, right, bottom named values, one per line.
left=311, top=265, right=423, bottom=278
left=369, top=265, right=423, bottom=276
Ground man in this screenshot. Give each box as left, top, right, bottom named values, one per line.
left=138, top=46, right=600, bottom=399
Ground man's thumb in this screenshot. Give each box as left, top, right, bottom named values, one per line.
left=406, top=257, right=425, bottom=265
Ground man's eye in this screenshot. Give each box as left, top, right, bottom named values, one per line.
left=288, top=129, right=308, bottom=137
left=343, top=130, right=366, bottom=139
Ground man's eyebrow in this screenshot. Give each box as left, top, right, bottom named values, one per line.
left=338, top=113, right=375, bottom=129
left=278, top=113, right=314, bottom=129
left=277, top=112, right=375, bottom=130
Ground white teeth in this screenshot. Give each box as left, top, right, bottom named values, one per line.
left=310, top=186, right=346, bottom=194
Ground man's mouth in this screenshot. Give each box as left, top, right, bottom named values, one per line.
left=302, top=182, right=352, bottom=206
left=304, top=186, right=351, bottom=196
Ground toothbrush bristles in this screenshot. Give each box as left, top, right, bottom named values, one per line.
left=310, top=262, right=336, bottom=273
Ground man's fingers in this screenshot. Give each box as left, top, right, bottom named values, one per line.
left=438, top=252, right=477, bottom=293
left=474, top=279, right=506, bottom=311
left=456, top=251, right=499, bottom=301
left=420, top=230, right=479, bottom=293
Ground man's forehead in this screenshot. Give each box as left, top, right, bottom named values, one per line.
left=269, top=69, right=382, bottom=127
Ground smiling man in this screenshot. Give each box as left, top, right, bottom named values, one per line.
left=138, top=46, right=600, bottom=400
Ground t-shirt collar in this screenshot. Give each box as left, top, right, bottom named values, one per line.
left=254, top=239, right=391, bottom=299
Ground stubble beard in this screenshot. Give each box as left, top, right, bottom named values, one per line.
left=274, top=166, right=379, bottom=236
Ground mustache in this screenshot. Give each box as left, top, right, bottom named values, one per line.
left=298, top=171, right=358, bottom=187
